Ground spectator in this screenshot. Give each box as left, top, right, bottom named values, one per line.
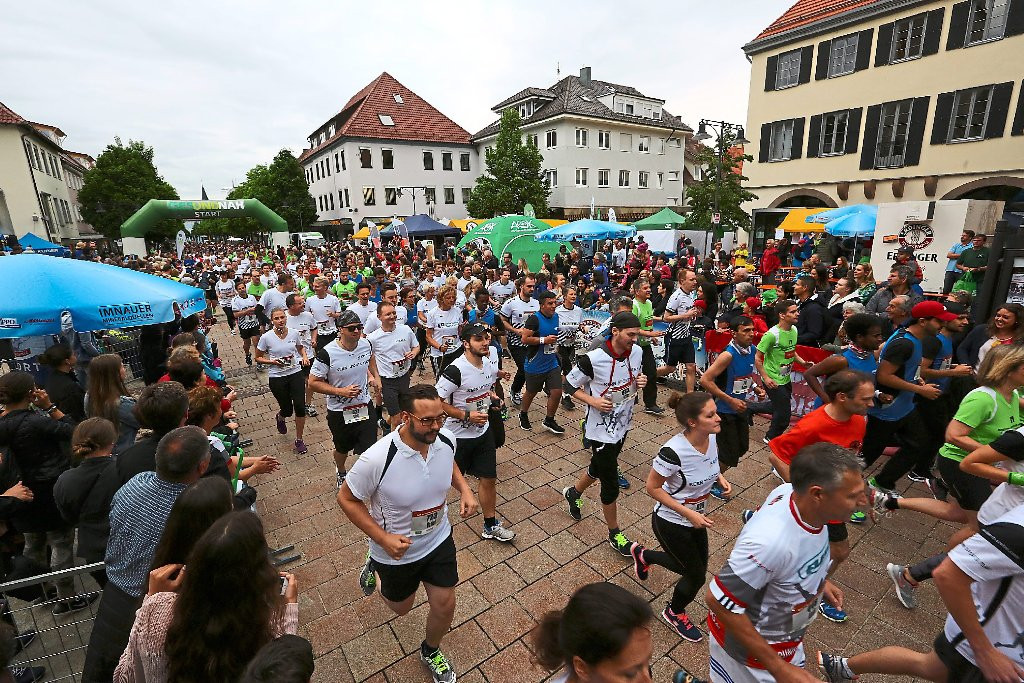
left=38, top=344, right=86, bottom=423
left=853, top=262, right=877, bottom=304
left=239, top=635, right=315, bottom=683
left=895, top=246, right=923, bottom=285
left=832, top=255, right=850, bottom=279
left=956, top=303, right=1024, bottom=370
left=86, top=354, right=139, bottom=455
left=794, top=276, right=826, bottom=346
left=866, top=264, right=923, bottom=319
left=942, top=230, right=975, bottom=294
left=147, top=477, right=233, bottom=578
left=743, top=297, right=769, bottom=334
left=814, top=232, right=841, bottom=265
left=64, top=331, right=104, bottom=386
left=826, top=277, right=860, bottom=341
left=760, top=239, right=781, bottom=283
left=115, top=511, right=298, bottom=682
left=955, top=232, right=990, bottom=286
left=812, top=264, right=833, bottom=302
left=116, top=382, right=189, bottom=485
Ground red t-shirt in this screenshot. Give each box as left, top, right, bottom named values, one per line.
left=769, top=405, right=865, bottom=465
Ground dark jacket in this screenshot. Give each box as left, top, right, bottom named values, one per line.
left=0, top=409, right=74, bottom=482
left=53, top=456, right=118, bottom=562
left=795, top=296, right=827, bottom=346
left=45, top=370, right=86, bottom=423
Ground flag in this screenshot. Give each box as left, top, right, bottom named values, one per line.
left=175, top=230, right=187, bottom=259
left=589, top=197, right=595, bottom=220
left=201, top=185, right=209, bottom=201
left=608, top=207, right=618, bottom=224
left=367, top=220, right=381, bottom=249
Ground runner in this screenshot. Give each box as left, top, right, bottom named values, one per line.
left=631, top=278, right=667, bottom=415
left=306, top=276, right=342, bottom=355
left=285, top=292, right=318, bottom=418
left=500, top=275, right=539, bottom=406
left=562, top=311, right=647, bottom=557
left=707, top=444, right=866, bottom=683
left=425, top=285, right=465, bottom=376
left=214, top=270, right=237, bottom=335
left=802, top=313, right=885, bottom=406
left=253, top=308, right=309, bottom=454
left=364, top=283, right=407, bottom=335
left=308, top=310, right=382, bottom=490
left=331, top=267, right=357, bottom=304
left=347, top=283, right=378, bottom=324
left=367, top=302, right=419, bottom=430
left=337, top=384, right=477, bottom=683
left=256, top=272, right=295, bottom=332
left=662, top=269, right=701, bottom=393
left=755, top=299, right=807, bottom=443
left=629, top=391, right=731, bottom=642
left=230, top=280, right=260, bottom=366
left=436, top=323, right=515, bottom=543
left=554, top=286, right=583, bottom=411
left=519, top=290, right=567, bottom=435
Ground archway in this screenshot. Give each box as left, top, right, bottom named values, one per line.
left=770, top=189, right=837, bottom=209
left=942, top=177, right=1024, bottom=228
left=119, top=199, right=288, bottom=256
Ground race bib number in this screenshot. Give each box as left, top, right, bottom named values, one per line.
left=939, top=357, right=951, bottom=370
left=732, top=376, right=754, bottom=396
left=609, top=384, right=635, bottom=407
left=466, top=392, right=490, bottom=414
left=790, top=596, right=821, bottom=631
left=779, top=351, right=795, bottom=377
left=274, top=353, right=296, bottom=369
left=343, top=403, right=370, bottom=424
left=410, top=503, right=445, bottom=536
left=443, top=335, right=459, bottom=352
left=544, top=342, right=557, bottom=355
left=393, top=358, right=409, bottom=374
left=318, top=321, right=336, bottom=335
left=686, top=499, right=707, bottom=515
left=238, top=315, right=258, bottom=330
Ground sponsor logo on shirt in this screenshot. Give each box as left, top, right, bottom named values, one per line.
left=798, top=545, right=829, bottom=579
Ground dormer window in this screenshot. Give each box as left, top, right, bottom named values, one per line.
left=379, top=114, right=395, bottom=126
left=393, top=94, right=404, bottom=104
left=328, top=124, right=335, bottom=137
left=319, top=132, right=325, bottom=144
left=517, top=101, right=536, bottom=118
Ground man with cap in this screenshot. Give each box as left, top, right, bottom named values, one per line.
left=562, top=311, right=648, bottom=557
left=435, top=322, right=515, bottom=543
left=519, top=290, right=567, bottom=435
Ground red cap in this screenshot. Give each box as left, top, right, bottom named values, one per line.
left=745, top=297, right=761, bottom=309
left=693, top=300, right=707, bottom=310
left=911, top=300, right=957, bottom=321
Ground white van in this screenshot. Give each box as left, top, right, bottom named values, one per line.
left=290, top=232, right=325, bottom=248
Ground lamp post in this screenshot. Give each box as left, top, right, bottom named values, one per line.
left=693, top=119, right=750, bottom=258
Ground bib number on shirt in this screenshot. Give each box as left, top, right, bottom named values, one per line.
left=543, top=342, right=558, bottom=355
left=343, top=403, right=370, bottom=424
left=443, top=336, right=459, bottom=352
left=393, top=358, right=410, bottom=375
left=410, top=503, right=444, bottom=536
left=790, top=595, right=821, bottom=631
left=609, top=384, right=635, bottom=407
left=732, top=376, right=754, bottom=396
left=318, top=321, right=336, bottom=335
left=466, top=392, right=490, bottom=415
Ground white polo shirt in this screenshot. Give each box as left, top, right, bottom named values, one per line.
left=345, top=428, right=457, bottom=565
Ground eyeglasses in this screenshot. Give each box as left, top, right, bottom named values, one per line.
left=342, top=325, right=364, bottom=332
left=407, top=414, right=447, bottom=427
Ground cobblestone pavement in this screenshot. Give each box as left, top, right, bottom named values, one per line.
left=210, top=320, right=952, bottom=683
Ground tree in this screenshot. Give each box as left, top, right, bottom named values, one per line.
left=196, top=149, right=316, bottom=237
left=79, top=138, right=181, bottom=239
left=685, top=132, right=757, bottom=240
left=467, top=109, right=549, bottom=218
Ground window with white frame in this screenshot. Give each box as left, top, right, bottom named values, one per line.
left=598, top=130, right=611, bottom=149
left=618, top=170, right=630, bottom=187
left=363, top=187, right=375, bottom=205
left=820, top=110, right=849, bottom=156
left=638, top=136, right=650, bottom=153
left=620, top=133, right=632, bottom=152
left=424, top=187, right=436, bottom=204
left=442, top=152, right=453, bottom=171
left=444, top=187, right=455, bottom=204
left=668, top=171, right=680, bottom=181
left=875, top=99, right=914, bottom=168
left=544, top=169, right=557, bottom=187
left=378, top=114, right=394, bottom=126
left=423, top=151, right=434, bottom=170
left=967, top=0, right=1009, bottom=44
left=828, top=34, right=859, bottom=77
left=658, top=139, right=666, bottom=154
left=527, top=134, right=538, bottom=147
left=394, top=93, right=403, bottom=103
left=949, top=86, right=994, bottom=141
left=638, top=171, right=649, bottom=188
left=575, top=128, right=588, bottom=147
left=575, top=168, right=588, bottom=186
left=769, top=120, right=796, bottom=161
left=460, top=153, right=470, bottom=171
left=656, top=172, right=664, bottom=189
left=775, top=48, right=802, bottom=89
left=891, top=13, right=928, bottom=61
left=344, top=188, right=350, bottom=207
left=382, top=149, right=394, bottom=169
left=359, top=148, right=372, bottom=168
left=545, top=130, right=557, bottom=148
left=598, top=169, right=610, bottom=187
left=667, top=197, right=678, bottom=205
left=461, top=188, right=471, bottom=204
left=625, top=103, right=634, bottom=115
left=338, top=190, right=345, bottom=208
left=328, top=124, right=335, bottom=137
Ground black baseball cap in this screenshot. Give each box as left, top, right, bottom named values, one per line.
left=610, top=312, right=642, bottom=330
left=461, top=322, right=490, bottom=340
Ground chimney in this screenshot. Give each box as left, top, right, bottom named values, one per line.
left=579, top=66, right=591, bottom=85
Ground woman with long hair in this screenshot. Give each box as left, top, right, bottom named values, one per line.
left=254, top=308, right=309, bottom=454
left=148, top=477, right=233, bottom=572
left=853, top=262, right=877, bottom=304
left=833, top=255, right=850, bottom=279
left=114, top=511, right=297, bottom=682
left=530, top=582, right=653, bottom=683
left=956, top=303, right=1024, bottom=370
left=39, top=344, right=86, bottom=422
left=629, top=391, right=730, bottom=642
left=86, top=354, right=139, bottom=455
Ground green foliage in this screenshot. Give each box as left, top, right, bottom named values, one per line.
left=466, top=109, right=549, bottom=219
left=78, top=138, right=181, bottom=239
left=196, top=149, right=316, bottom=237
left=685, top=131, right=758, bottom=239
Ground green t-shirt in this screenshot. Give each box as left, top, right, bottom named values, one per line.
left=247, top=282, right=267, bottom=298
left=756, top=325, right=798, bottom=385
left=332, top=281, right=356, bottom=302
left=939, top=387, right=1021, bottom=462
left=633, top=299, right=654, bottom=347
left=296, top=278, right=311, bottom=296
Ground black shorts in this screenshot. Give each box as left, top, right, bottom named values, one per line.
left=374, top=532, right=458, bottom=603
left=326, top=405, right=378, bottom=455
left=557, top=345, right=575, bottom=374
left=665, top=340, right=696, bottom=367
left=716, top=412, right=749, bottom=469
left=238, top=324, right=261, bottom=340
left=933, top=632, right=987, bottom=683
left=455, top=430, right=497, bottom=479
left=525, top=366, right=561, bottom=393
left=381, top=374, right=411, bottom=416
left=827, top=521, right=848, bottom=543
left=937, top=455, right=992, bottom=512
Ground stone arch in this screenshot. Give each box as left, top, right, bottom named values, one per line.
left=941, top=175, right=1024, bottom=201
left=768, top=188, right=838, bottom=209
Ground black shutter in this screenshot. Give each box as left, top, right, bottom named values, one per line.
left=855, top=28, right=874, bottom=71
left=922, top=7, right=945, bottom=55
left=931, top=91, right=956, bottom=144
left=1006, top=0, right=1024, bottom=36
left=1012, top=81, right=1024, bottom=136
left=807, top=115, right=823, bottom=157
left=791, top=118, right=806, bottom=159
left=860, top=104, right=882, bottom=169
left=798, top=46, right=814, bottom=84
left=985, top=82, right=1015, bottom=138
left=816, top=41, right=832, bottom=80
left=846, top=107, right=863, bottom=153
left=764, top=55, right=779, bottom=91
left=947, top=1, right=970, bottom=50
left=759, top=123, right=772, bottom=162
left=904, top=96, right=930, bottom=167
left=875, top=22, right=894, bottom=65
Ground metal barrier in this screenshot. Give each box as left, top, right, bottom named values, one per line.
left=101, top=328, right=144, bottom=381
left=1, top=562, right=104, bottom=682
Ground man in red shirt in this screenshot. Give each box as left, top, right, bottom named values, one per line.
left=760, top=239, right=781, bottom=283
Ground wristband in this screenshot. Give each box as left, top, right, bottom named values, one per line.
left=874, top=390, right=883, bottom=400
left=45, top=405, right=57, bottom=415
left=1009, top=472, right=1024, bottom=487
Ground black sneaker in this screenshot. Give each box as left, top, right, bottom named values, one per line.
left=608, top=529, right=632, bottom=557
left=420, top=646, right=456, bottom=683
left=562, top=486, right=583, bottom=521
left=561, top=396, right=575, bottom=410
left=629, top=542, right=649, bottom=581
left=10, top=666, right=46, bottom=683
left=927, top=476, right=949, bottom=501
left=336, top=470, right=346, bottom=491
left=51, top=592, right=99, bottom=616
left=519, top=412, right=532, bottom=431
left=906, top=472, right=928, bottom=483
left=245, top=353, right=253, bottom=366
left=661, top=605, right=703, bottom=642
left=305, top=404, right=319, bottom=418
left=13, top=628, right=36, bottom=654
left=543, top=417, right=566, bottom=435
left=644, top=405, right=665, bottom=415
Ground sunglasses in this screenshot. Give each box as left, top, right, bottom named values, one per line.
left=343, top=325, right=364, bottom=332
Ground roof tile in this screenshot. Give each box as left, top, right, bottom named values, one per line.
left=0, top=101, right=26, bottom=125
left=754, top=0, right=880, bottom=41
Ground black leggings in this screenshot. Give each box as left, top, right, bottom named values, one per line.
left=268, top=371, right=307, bottom=418
left=865, top=412, right=930, bottom=489
left=644, top=514, right=709, bottom=613
left=765, top=383, right=792, bottom=440
left=639, top=344, right=658, bottom=408
left=586, top=438, right=625, bottom=505
left=222, top=305, right=236, bottom=330
left=414, top=326, right=427, bottom=363
left=509, top=345, right=529, bottom=394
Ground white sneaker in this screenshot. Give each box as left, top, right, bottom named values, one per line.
left=481, top=521, right=516, bottom=542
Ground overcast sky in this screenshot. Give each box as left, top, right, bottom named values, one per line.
left=3, top=1, right=787, bottom=199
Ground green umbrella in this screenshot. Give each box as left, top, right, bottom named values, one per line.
left=632, top=207, right=688, bottom=230
left=458, top=215, right=571, bottom=271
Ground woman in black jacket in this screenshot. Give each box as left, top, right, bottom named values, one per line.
left=39, top=344, right=85, bottom=423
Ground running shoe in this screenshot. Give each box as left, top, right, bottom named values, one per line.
left=608, top=529, right=632, bottom=557
left=13, top=628, right=36, bottom=654
left=482, top=520, right=516, bottom=542
left=671, top=668, right=707, bottom=683
left=306, top=404, right=318, bottom=417
left=563, top=486, right=583, bottom=521
left=543, top=417, right=566, bottom=435
left=276, top=413, right=287, bottom=435
left=818, top=600, right=847, bottom=623
left=511, top=391, right=522, bottom=406
left=336, top=470, right=346, bottom=491
left=886, top=563, right=917, bottom=609
left=561, top=396, right=575, bottom=410
left=644, top=405, right=665, bottom=415
left=629, top=542, right=649, bottom=581
left=230, top=329, right=236, bottom=336
left=906, top=471, right=928, bottom=483
left=359, top=552, right=376, bottom=596
left=294, top=439, right=308, bottom=455
left=245, top=353, right=252, bottom=366
left=762, top=436, right=770, bottom=445
left=519, top=412, right=532, bottom=431
left=816, top=651, right=857, bottom=681
left=741, top=509, right=755, bottom=524
left=709, top=482, right=728, bottom=501
left=927, top=475, right=949, bottom=502
left=500, top=406, right=509, bottom=421
left=11, top=666, right=46, bottom=683
left=420, top=646, right=456, bottom=683
left=873, top=490, right=900, bottom=519
left=770, top=467, right=784, bottom=482
left=849, top=510, right=867, bottom=524
left=661, top=606, right=703, bottom=642
left=51, top=592, right=99, bottom=616
left=617, top=468, right=630, bottom=490
left=867, top=476, right=893, bottom=496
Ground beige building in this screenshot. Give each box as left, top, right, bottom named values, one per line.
left=742, top=0, right=1024, bottom=246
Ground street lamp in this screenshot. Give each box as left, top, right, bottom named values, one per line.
left=694, top=118, right=749, bottom=256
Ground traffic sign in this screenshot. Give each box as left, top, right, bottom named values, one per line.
left=712, top=212, right=721, bottom=224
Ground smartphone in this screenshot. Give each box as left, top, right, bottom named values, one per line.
left=280, top=575, right=289, bottom=595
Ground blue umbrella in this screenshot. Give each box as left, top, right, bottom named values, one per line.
left=534, top=219, right=636, bottom=242
left=806, top=204, right=877, bottom=224
left=822, top=211, right=876, bottom=238
left=0, top=254, right=206, bottom=338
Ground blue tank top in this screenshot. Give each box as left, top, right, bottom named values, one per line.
left=525, top=311, right=561, bottom=374
left=715, top=342, right=756, bottom=415
left=868, top=328, right=924, bottom=422
left=468, top=307, right=496, bottom=328
left=407, top=306, right=419, bottom=327
left=929, top=332, right=954, bottom=391
left=811, top=346, right=879, bottom=410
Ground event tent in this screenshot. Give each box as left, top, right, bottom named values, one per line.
left=458, top=215, right=570, bottom=271
left=3, top=232, right=70, bottom=256
left=534, top=219, right=636, bottom=242
left=382, top=214, right=460, bottom=237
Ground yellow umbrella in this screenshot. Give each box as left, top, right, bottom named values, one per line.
left=353, top=226, right=370, bottom=239
left=779, top=208, right=826, bottom=233
left=448, top=219, right=481, bottom=234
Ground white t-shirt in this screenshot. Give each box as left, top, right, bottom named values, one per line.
left=286, top=311, right=316, bottom=351
left=260, top=272, right=278, bottom=288
left=364, top=306, right=408, bottom=335
left=215, top=278, right=236, bottom=305
left=500, top=296, right=539, bottom=348
left=457, top=277, right=475, bottom=292
left=231, top=294, right=259, bottom=331
left=256, top=329, right=304, bottom=378
left=652, top=434, right=721, bottom=527
left=976, top=426, right=1024, bottom=525
left=665, top=287, right=698, bottom=339
left=258, top=288, right=289, bottom=316
left=346, top=301, right=378, bottom=324
left=345, top=429, right=457, bottom=565
left=306, top=293, right=342, bottom=337
left=367, top=325, right=418, bottom=379
left=487, top=280, right=516, bottom=309
left=555, top=304, right=583, bottom=347
left=565, top=343, right=643, bottom=444
left=310, top=338, right=373, bottom=413
left=426, top=306, right=464, bottom=357
left=435, top=354, right=499, bottom=439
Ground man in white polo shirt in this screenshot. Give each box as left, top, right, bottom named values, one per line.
left=338, top=384, right=477, bottom=683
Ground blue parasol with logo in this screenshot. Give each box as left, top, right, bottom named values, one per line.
left=0, top=254, right=206, bottom=338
